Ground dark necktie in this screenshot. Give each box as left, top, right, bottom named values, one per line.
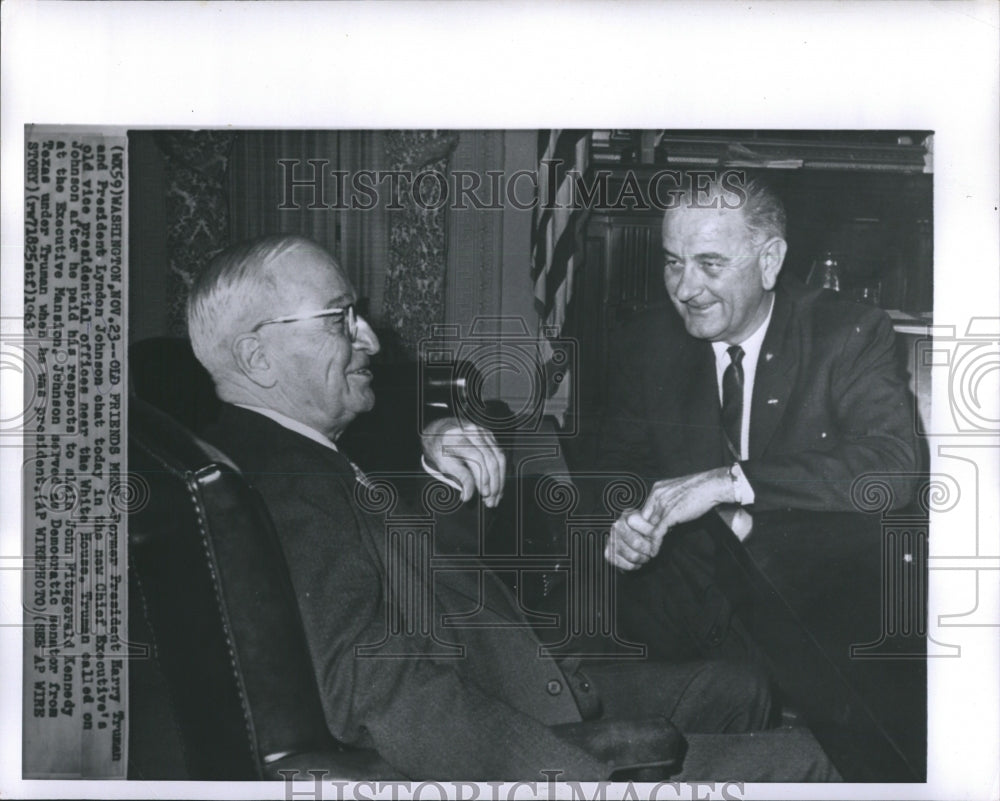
left=721, top=344, right=745, bottom=460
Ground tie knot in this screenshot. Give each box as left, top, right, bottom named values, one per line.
left=727, top=344, right=745, bottom=366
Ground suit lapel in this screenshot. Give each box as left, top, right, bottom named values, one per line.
left=219, top=405, right=537, bottom=628
left=750, top=287, right=799, bottom=459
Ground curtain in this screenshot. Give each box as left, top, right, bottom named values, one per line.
left=228, top=130, right=386, bottom=317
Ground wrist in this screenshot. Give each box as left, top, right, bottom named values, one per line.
left=728, top=462, right=754, bottom=505
left=715, top=466, right=739, bottom=504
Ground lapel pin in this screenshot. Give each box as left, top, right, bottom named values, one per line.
left=765, top=352, right=774, bottom=361
left=767, top=398, right=779, bottom=405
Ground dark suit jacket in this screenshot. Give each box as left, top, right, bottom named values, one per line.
left=202, top=404, right=608, bottom=780
left=599, top=281, right=920, bottom=512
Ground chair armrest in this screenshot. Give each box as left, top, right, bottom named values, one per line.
left=551, top=716, right=686, bottom=779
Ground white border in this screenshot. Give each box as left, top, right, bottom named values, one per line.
left=2, top=1, right=998, bottom=799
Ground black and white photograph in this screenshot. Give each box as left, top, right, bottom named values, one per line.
left=2, top=3, right=998, bottom=801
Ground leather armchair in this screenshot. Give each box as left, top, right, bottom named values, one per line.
left=129, top=395, right=403, bottom=779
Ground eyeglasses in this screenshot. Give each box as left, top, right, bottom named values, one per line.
left=252, top=304, right=359, bottom=341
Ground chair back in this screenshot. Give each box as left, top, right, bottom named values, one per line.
left=128, top=396, right=392, bottom=778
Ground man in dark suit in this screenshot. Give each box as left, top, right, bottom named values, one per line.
left=186, top=233, right=839, bottom=780
left=601, top=172, right=920, bottom=657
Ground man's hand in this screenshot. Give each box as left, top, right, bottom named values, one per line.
left=604, top=467, right=736, bottom=570
left=605, top=510, right=659, bottom=571
left=420, top=417, right=506, bottom=507
left=641, top=467, right=737, bottom=536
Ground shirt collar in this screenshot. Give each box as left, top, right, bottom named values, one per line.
left=233, top=403, right=339, bottom=453
left=710, top=292, right=775, bottom=364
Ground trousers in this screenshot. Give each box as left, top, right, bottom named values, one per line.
left=578, top=660, right=840, bottom=782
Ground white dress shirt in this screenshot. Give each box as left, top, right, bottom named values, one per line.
left=709, top=294, right=775, bottom=505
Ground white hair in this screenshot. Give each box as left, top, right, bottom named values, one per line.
left=186, top=234, right=318, bottom=381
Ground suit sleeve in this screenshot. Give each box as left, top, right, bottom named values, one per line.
left=597, top=320, right=661, bottom=487
left=741, top=308, right=921, bottom=512
left=260, top=468, right=610, bottom=781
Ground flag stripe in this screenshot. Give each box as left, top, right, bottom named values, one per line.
left=531, top=129, right=589, bottom=323
left=531, top=129, right=591, bottom=420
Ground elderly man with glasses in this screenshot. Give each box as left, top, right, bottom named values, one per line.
left=191, top=236, right=503, bottom=507
left=185, top=233, right=839, bottom=781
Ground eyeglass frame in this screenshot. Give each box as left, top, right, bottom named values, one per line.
left=251, top=304, right=359, bottom=341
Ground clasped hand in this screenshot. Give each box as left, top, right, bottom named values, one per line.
left=420, top=417, right=506, bottom=507
left=604, top=467, right=735, bottom=571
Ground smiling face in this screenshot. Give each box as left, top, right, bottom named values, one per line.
left=258, top=245, right=380, bottom=439
left=661, top=205, right=784, bottom=344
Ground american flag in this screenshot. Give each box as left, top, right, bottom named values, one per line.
left=531, top=130, right=590, bottom=423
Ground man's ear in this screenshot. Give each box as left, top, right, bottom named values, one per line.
left=758, top=237, right=787, bottom=291
left=232, top=333, right=277, bottom=388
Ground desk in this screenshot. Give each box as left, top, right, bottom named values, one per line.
left=707, top=509, right=927, bottom=782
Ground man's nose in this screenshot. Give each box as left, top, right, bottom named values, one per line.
left=353, top=316, right=380, bottom=355
left=673, top=263, right=703, bottom=302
